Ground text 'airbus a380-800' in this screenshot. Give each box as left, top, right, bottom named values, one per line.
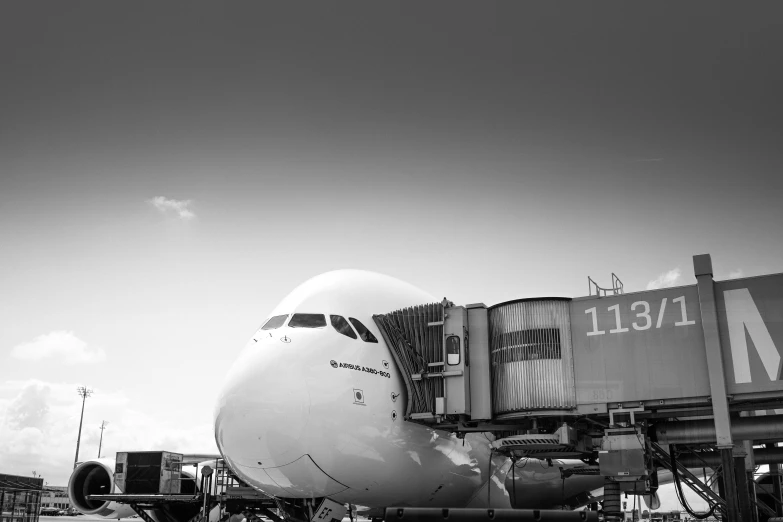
left=69, top=259, right=783, bottom=522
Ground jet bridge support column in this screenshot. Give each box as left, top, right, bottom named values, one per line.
left=767, top=444, right=783, bottom=517
left=732, top=445, right=755, bottom=522
left=694, top=254, right=741, bottom=522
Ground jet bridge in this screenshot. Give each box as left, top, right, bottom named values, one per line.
left=373, top=254, right=783, bottom=522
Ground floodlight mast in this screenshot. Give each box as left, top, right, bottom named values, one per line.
left=73, top=386, right=93, bottom=470
left=98, top=420, right=108, bottom=458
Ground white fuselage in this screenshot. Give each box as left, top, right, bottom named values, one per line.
left=213, top=270, right=513, bottom=509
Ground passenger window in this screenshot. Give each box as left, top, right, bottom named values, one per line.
left=288, top=314, right=327, bottom=328
left=261, top=315, right=288, bottom=330
left=330, top=315, right=357, bottom=339
left=349, top=318, right=378, bottom=343
left=446, top=335, right=460, bottom=365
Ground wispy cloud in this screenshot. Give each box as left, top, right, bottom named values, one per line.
left=646, top=267, right=682, bottom=290
left=11, top=331, right=106, bottom=365
left=728, top=269, right=745, bottom=279
left=148, top=196, right=195, bottom=220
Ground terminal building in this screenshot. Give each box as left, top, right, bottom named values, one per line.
left=0, top=474, right=43, bottom=522
left=38, top=487, right=72, bottom=512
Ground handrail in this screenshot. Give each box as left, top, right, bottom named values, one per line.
left=650, top=442, right=726, bottom=512
left=588, top=274, right=624, bottom=297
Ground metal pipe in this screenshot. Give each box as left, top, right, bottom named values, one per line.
left=654, top=415, right=783, bottom=445
left=677, top=447, right=783, bottom=468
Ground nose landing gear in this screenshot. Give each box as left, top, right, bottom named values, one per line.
left=275, top=498, right=347, bottom=522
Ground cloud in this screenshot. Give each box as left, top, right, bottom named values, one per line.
left=6, top=384, right=51, bottom=430
left=11, top=331, right=106, bottom=365
left=0, top=380, right=216, bottom=486
left=646, top=267, right=682, bottom=290
left=148, top=196, right=195, bottom=220
left=728, top=268, right=744, bottom=279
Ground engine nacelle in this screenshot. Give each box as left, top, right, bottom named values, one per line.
left=68, top=458, right=137, bottom=519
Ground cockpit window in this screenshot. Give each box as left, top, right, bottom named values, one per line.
left=261, top=315, right=288, bottom=330
left=330, top=315, right=357, bottom=339
left=288, top=313, right=327, bottom=328
left=349, top=318, right=378, bottom=343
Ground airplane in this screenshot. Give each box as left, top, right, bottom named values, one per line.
left=70, top=270, right=656, bottom=521
left=213, top=270, right=607, bottom=519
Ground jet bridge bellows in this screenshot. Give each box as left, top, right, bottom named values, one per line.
left=373, top=303, right=445, bottom=418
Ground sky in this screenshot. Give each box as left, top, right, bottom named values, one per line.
left=1, top=1, right=782, bottom=511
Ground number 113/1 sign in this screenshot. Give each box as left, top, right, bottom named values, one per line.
left=584, top=296, right=696, bottom=337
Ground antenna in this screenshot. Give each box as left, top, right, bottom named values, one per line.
left=74, top=387, right=93, bottom=470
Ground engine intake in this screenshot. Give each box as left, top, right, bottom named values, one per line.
left=68, top=459, right=117, bottom=516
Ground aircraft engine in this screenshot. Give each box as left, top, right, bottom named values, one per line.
left=68, top=458, right=137, bottom=519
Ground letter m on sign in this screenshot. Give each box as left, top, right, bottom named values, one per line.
left=725, top=288, right=781, bottom=383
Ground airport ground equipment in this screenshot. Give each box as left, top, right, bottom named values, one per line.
left=374, top=254, right=783, bottom=522
left=88, top=454, right=279, bottom=522
left=115, top=452, right=183, bottom=495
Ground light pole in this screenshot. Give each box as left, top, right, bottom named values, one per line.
left=73, top=387, right=93, bottom=470
left=98, top=420, right=108, bottom=458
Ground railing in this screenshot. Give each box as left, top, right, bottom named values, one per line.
left=588, top=273, right=624, bottom=297
left=650, top=442, right=726, bottom=516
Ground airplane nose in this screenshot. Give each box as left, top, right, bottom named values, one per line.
left=215, top=341, right=311, bottom=468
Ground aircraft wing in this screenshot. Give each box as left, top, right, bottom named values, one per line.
left=181, top=454, right=223, bottom=465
